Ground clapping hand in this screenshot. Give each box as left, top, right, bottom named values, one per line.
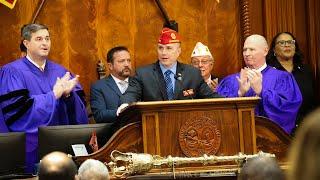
left=236, top=68, right=263, bottom=97
left=116, top=103, right=129, bottom=116
left=247, top=69, right=262, bottom=95
left=53, top=72, right=79, bottom=99
left=207, top=78, right=219, bottom=92
left=236, top=68, right=251, bottom=96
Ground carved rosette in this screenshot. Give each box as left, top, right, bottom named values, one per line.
left=179, top=116, right=221, bottom=157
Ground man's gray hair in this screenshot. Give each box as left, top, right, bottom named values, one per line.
left=21, top=23, right=48, bottom=41
left=78, top=159, right=110, bottom=180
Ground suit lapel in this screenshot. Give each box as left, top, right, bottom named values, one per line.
left=174, top=62, right=185, bottom=99
left=153, top=61, right=167, bottom=100
left=105, top=75, right=122, bottom=96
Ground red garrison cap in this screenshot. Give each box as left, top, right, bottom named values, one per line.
left=158, top=27, right=181, bottom=45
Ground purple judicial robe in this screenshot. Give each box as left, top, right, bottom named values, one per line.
left=217, top=66, right=302, bottom=134
left=0, top=109, right=8, bottom=132
left=0, top=57, right=88, bottom=172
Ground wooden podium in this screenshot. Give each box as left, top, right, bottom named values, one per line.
left=133, top=97, right=259, bottom=157
left=74, top=97, right=263, bottom=165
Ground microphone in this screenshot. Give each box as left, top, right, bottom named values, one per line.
left=175, top=73, right=183, bottom=81
left=174, top=73, right=193, bottom=99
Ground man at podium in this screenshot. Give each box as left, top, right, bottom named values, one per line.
left=120, top=27, right=221, bottom=106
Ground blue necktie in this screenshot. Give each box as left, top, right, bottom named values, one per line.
left=164, top=70, right=174, bottom=100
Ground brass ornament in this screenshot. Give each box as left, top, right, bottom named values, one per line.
left=107, top=150, right=275, bottom=178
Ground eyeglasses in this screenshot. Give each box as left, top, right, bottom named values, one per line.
left=191, top=60, right=213, bottom=66
left=276, top=40, right=296, bottom=47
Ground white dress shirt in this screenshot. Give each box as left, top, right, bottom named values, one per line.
left=111, top=75, right=129, bottom=94
left=26, top=55, right=46, bottom=72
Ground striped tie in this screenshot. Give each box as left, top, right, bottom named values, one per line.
left=164, top=70, right=174, bottom=100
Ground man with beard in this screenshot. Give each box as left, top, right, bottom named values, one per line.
left=217, top=34, right=302, bottom=134
left=0, top=23, right=88, bottom=172
left=90, top=46, right=132, bottom=123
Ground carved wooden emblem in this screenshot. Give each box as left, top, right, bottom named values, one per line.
left=179, top=116, right=221, bottom=157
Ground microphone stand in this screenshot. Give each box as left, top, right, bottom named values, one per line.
left=174, top=73, right=194, bottom=99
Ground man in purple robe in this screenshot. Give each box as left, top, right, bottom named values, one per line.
left=0, top=23, right=88, bottom=172
left=217, top=34, right=302, bottom=134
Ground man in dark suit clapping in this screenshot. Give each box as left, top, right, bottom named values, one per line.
left=90, top=46, right=132, bottom=123
left=119, top=28, right=220, bottom=113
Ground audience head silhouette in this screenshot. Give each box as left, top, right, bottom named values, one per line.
left=38, top=151, right=78, bottom=180
left=78, top=159, right=110, bottom=180
left=238, top=156, right=284, bottom=180
left=288, top=108, right=320, bottom=180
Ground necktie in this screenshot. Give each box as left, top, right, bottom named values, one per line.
left=118, top=81, right=128, bottom=94
left=164, top=70, right=174, bottom=100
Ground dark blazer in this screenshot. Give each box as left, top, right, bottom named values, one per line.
left=121, top=61, right=221, bottom=103
left=90, top=75, right=127, bottom=123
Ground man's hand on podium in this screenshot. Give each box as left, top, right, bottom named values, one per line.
left=116, top=103, right=129, bottom=116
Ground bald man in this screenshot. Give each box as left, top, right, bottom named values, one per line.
left=38, top=152, right=78, bottom=180
left=217, top=34, right=302, bottom=134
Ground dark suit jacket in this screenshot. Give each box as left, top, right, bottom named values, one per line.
left=121, top=61, right=221, bottom=103
left=90, top=75, right=128, bottom=123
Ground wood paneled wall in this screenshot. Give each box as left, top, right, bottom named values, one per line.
left=0, top=0, right=318, bottom=101
left=0, top=0, right=242, bottom=96
left=264, top=0, right=296, bottom=39
left=306, top=0, right=320, bottom=101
